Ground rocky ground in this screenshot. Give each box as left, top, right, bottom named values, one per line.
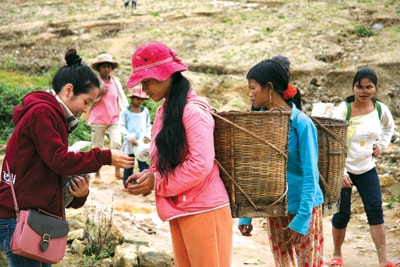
left=1, top=0, right=400, bottom=266
left=53, top=163, right=399, bottom=267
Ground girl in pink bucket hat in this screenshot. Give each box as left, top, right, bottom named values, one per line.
left=124, top=42, right=232, bottom=267
left=119, top=85, right=151, bottom=188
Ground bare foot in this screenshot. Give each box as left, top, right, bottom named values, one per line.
left=115, top=168, right=122, bottom=179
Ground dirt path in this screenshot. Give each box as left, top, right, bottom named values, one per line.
left=75, top=165, right=399, bottom=267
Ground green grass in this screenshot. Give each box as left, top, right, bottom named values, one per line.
left=0, top=69, right=51, bottom=88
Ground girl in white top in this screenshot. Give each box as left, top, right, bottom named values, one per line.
left=330, top=67, right=396, bottom=267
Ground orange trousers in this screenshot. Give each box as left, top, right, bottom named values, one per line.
left=169, top=206, right=233, bottom=267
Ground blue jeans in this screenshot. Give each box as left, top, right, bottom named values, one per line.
left=0, top=218, right=51, bottom=267
left=123, top=154, right=149, bottom=188
left=332, top=167, right=384, bottom=229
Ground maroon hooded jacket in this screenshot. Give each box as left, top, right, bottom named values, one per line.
left=0, top=91, right=111, bottom=219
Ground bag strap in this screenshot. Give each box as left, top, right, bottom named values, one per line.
left=5, top=161, right=65, bottom=221
left=376, top=101, right=382, bottom=120
left=346, top=101, right=382, bottom=121
left=345, top=102, right=351, bottom=121
left=5, top=161, right=20, bottom=218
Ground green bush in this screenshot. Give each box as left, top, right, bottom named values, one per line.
left=143, top=99, right=161, bottom=124
left=68, top=120, right=92, bottom=145
left=0, top=82, right=91, bottom=146
left=0, top=83, right=37, bottom=143
left=352, top=25, right=374, bottom=37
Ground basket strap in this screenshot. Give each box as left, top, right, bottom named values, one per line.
left=215, top=159, right=288, bottom=211
left=206, top=110, right=288, bottom=159
left=318, top=173, right=332, bottom=207
left=310, top=117, right=347, bottom=148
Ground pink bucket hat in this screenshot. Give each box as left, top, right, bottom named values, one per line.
left=127, top=85, right=149, bottom=99
left=126, top=42, right=188, bottom=88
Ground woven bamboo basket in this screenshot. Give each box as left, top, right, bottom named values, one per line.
left=213, top=110, right=291, bottom=218
left=311, top=117, right=348, bottom=217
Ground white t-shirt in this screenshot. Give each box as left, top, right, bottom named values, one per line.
left=332, top=101, right=395, bottom=175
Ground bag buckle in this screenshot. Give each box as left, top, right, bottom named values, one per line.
left=42, top=234, right=50, bottom=243
left=40, top=234, right=51, bottom=251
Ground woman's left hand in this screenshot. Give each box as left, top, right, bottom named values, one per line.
left=372, top=144, right=381, bottom=157
left=124, top=172, right=154, bottom=196
left=69, top=175, right=90, bottom=197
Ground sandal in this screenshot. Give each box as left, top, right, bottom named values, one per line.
left=386, top=263, right=400, bottom=267
left=329, top=258, right=344, bottom=267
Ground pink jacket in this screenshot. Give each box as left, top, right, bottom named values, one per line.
left=149, top=90, right=230, bottom=221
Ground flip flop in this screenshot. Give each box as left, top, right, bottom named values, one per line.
left=386, top=262, right=400, bottom=267
left=330, top=258, right=344, bottom=267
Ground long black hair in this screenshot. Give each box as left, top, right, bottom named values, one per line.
left=52, top=49, right=100, bottom=95
left=155, top=72, right=190, bottom=175
left=345, top=67, right=378, bottom=103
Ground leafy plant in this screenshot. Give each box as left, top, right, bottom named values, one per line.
left=0, top=83, right=37, bottom=143
left=386, top=197, right=400, bottom=209
left=143, top=99, right=162, bottom=123
left=68, top=120, right=92, bottom=145
left=352, top=25, right=374, bottom=37
left=84, top=195, right=116, bottom=260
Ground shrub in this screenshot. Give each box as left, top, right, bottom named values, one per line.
left=352, top=25, right=374, bottom=37
left=68, top=120, right=92, bottom=145
left=143, top=99, right=161, bottom=124
left=0, top=83, right=36, bottom=143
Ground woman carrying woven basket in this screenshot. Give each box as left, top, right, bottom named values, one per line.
left=123, top=42, right=232, bottom=267
left=238, top=59, right=325, bottom=266
left=329, top=67, right=397, bottom=267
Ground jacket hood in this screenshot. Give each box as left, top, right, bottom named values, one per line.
left=13, top=90, right=64, bottom=124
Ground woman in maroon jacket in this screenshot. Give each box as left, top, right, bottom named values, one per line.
left=0, top=49, right=134, bottom=267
